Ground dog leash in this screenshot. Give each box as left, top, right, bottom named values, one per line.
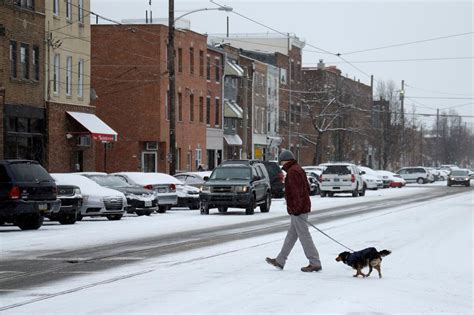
left=300, top=216, right=354, bottom=252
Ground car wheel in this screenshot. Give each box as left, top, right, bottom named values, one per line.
left=352, top=185, right=359, bottom=197
left=467, top=182, right=471, bottom=187
left=157, top=206, right=167, bottom=214
left=136, top=211, right=145, bottom=216
left=200, top=203, right=209, bottom=215
left=106, top=214, right=123, bottom=221
left=218, top=206, right=228, bottom=213
left=359, top=185, right=366, bottom=197
left=447, top=182, right=451, bottom=187
left=245, top=195, right=255, bottom=215
left=260, top=192, right=271, bottom=213
left=191, top=201, right=201, bottom=210
left=417, top=178, right=425, bottom=184
left=320, top=191, right=326, bottom=198
left=16, top=214, right=44, bottom=230
left=0, top=219, right=5, bottom=226
left=328, top=192, right=334, bottom=197
left=58, top=214, right=77, bottom=225
left=76, top=213, right=83, bottom=221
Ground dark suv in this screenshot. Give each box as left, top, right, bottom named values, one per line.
left=258, top=160, right=285, bottom=198
left=0, top=160, right=61, bottom=230
left=200, top=160, right=272, bottom=215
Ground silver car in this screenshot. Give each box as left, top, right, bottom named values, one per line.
left=112, top=172, right=178, bottom=213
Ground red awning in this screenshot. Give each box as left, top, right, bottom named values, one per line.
left=67, top=112, right=118, bottom=142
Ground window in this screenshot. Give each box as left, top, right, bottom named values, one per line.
left=9, top=41, right=17, bottom=78
left=178, top=48, right=182, bottom=73
left=215, top=58, right=220, bottom=82
left=199, top=50, right=204, bottom=76
left=53, top=0, right=59, bottom=16
left=32, top=46, right=39, bottom=80
left=189, top=94, right=194, bottom=122
left=78, top=59, right=84, bottom=97
left=206, top=56, right=211, bottom=80
left=53, top=54, right=60, bottom=94
left=206, top=97, right=211, bottom=125
left=189, top=48, right=194, bottom=75
left=166, top=90, right=170, bottom=121
left=20, top=43, right=29, bottom=79
left=178, top=92, right=183, bottom=121
left=199, top=96, right=204, bottom=123
left=66, top=0, right=72, bottom=20
left=215, top=98, right=220, bottom=127
left=78, top=0, right=84, bottom=23
left=66, top=56, right=72, bottom=96
left=195, top=148, right=202, bottom=170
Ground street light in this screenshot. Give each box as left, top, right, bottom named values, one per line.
left=167, top=1, right=232, bottom=175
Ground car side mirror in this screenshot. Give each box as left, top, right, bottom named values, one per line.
left=203, top=176, right=209, bottom=181
left=253, top=175, right=259, bottom=181
left=360, top=171, right=366, bottom=175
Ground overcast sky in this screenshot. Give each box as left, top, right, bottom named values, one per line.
left=91, top=0, right=473, bottom=129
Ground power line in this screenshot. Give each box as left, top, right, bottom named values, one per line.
left=406, top=96, right=474, bottom=100
left=311, top=56, right=474, bottom=64
left=405, top=83, right=473, bottom=97
left=340, top=31, right=474, bottom=56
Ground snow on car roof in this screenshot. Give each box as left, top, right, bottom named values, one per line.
left=113, top=172, right=182, bottom=185
left=51, top=173, right=126, bottom=197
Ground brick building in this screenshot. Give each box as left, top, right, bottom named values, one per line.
left=0, top=0, right=46, bottom=164
left=91, top=24, right=210, bottom=173
left=302, top=61, right=373, bottom=165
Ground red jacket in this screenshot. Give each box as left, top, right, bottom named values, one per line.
left=282, top=160, right=311, bottom=215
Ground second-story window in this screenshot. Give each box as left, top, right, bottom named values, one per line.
left=78, top=59, right=84, bottom=97
left=66, top=56, right=72, bottom=96
left=189, top=47, right=194, bottom=75
left=53, top=54, right=60, bottom=94
left=189, top=94, right=194, bottom=122
left=178, top=92, right=183, bottom=121
left=215, top=98, right=220, bottom=127
left=20, top=43, right=29, bottom=79
left=215, top=58, right=220, bottom=83
left=178, top=48, right=182, bottom=73
left=206, top=56, right=211, bottom=81
left=199, top=96, right=204, bottom=123
left=66, top=0, right=72, bottom=20
left=53, top=0, right=59, bottom=16
left=199, top=50, right=204, bottom=77
left=9, top=41, right=17, bottom=78
left=32, top=46, right=39, bottom=81
left=206, top=96, right=211, bottom=125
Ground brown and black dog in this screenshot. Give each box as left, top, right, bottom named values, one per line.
left=335, top=247, right=391, bottom=278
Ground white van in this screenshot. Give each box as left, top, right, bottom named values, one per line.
left=319, top=163, right=365, bottom=197
left=396, top=167, right=434, bottom=184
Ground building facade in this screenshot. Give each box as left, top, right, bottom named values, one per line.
left=0, top=0, right=46, bottom=164
left=91, top=24, right=209, bottom=173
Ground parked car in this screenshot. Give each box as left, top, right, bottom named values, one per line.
left=447, top=169, right=471, bottom=187
left=174, top=171, right=212, bottom=191
left=358, top=166, right=383, bottom=190
left=259, top=160, right=285, bottom=198
left=0, top=160, right=61, bottom=230
left=51, top=173, right=126, bottom=220
left=80, top=173, right=158, bottom=216
left=200, top=160, right=272, bottom=215
left=375, top=170, right=392, bottom=188
left=46, top=184, right=82, bottom=224
left=112, top=172, right=179, bottom=213
left=436, top=169, right=450, bottom=181
left=302, top=165, right=325, bottom=175
left=376, top=170, right=406, bottom=188
left=307, top=174, right=319, bottom=196
left=319, top=163, right=365, bottom=197
left=396, top=167, right=434, bottom=184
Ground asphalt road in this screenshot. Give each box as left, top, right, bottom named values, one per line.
left=1, top=185, right=471, bottom=299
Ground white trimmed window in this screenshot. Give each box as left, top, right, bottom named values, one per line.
left=78, top=59, right=84, bottom=97
left=78, top=0, right=84, bottom=23
left=66, top=56, right=72, bottom=96
left=53, top=53, right=60, bottom=94
left=53, top=0, right=59, bottom=16
left=66, top=0, right=72, bottom=20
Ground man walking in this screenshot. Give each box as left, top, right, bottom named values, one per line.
left=266, top=150, right=322, bottom=272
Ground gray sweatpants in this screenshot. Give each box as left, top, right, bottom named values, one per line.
left=276, top=213, right=321, bottom=267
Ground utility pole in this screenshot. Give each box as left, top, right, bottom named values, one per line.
left=400, top=79, right=405, bottom=167
left=167, top=0, right=176, bottom=175
left=242, top=67, right=249, bottom=159
left=420, top=124, right=423, bottom=165
left=287, top=33, right=292, bottom=151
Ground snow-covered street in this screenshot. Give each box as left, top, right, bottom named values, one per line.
left=1, top=184, right=473, bottom=314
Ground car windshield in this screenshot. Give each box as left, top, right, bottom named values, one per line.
left=210, top=167, right=251, bottom=180
left=322, top=165, right=351, bottom=175
left=451, top=170, right=468, bottom=176
left=88, top=175, right=133, bottom=188
left=9, top=162, right=52, bottom=182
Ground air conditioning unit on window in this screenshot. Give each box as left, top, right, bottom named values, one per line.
left=146, top=141, right=158, bottom=151
left=77, top=135, right=91, bottom=147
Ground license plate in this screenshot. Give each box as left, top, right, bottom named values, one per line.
left=145, top=200, right=152, bottom=207
left=38, top=203, right=48, bottom=210
left=158, top=188, right=166, bottom=193
left=334, top=178, right=340, bottom=182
